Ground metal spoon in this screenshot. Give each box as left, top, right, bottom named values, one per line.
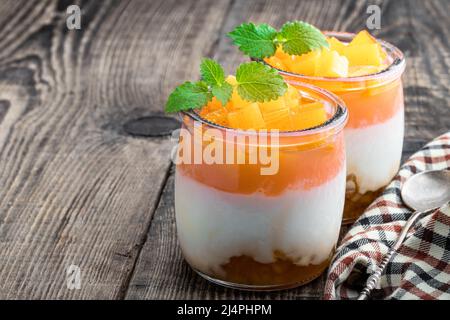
left=358, top=169, right=450, bottom=300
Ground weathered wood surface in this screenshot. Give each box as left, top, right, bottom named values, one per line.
left=0, top=0, right=230, bottom=299
left=0, top=0, right=448, bottom=299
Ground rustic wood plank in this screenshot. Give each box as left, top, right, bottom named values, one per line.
left=401, top=0, right=450, bottom=150
left=126, top=0, right=450, bottom=299
left=0, top=0, right=231, bottom=299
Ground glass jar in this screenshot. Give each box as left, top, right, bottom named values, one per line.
left=174, top=83, right=348, bottom=290
left=275, top=32, right=406, bottom=223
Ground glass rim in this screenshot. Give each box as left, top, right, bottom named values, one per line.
left=181, top=81, right=348, bottom=137
left=259, top=31, right=406, bottom=83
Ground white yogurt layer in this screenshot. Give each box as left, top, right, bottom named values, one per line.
left=175, top=168, right=346, bottom=276
left=345, top=108, right=404, bottom=194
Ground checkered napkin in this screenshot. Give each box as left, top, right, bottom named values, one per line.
left=324, top=132, right=450, bottom=300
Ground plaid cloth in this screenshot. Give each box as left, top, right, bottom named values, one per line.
left=324, top=132, right=450, bottom=300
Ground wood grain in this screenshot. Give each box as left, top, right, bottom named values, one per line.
left=0, top=0, right=448, bottom=300
left=0, top=0, right=231, bottom=299
left=126, top=0, right=450, bottom=300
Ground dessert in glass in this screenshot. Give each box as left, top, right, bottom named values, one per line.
left=174, top=77, right=348, bottom=290
left=264, top=30, right=406, bottom=223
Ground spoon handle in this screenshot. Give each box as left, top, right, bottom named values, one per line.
left=357, top=247, right=396, bottom=300
left=357, top=209, right=432, bottom=300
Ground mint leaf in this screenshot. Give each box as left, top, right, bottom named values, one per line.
left=228, top=23, right=277, bottom=59
left=165, top=59, right=289, bottom=113
left=165, top=81, right=212, bottom=113
left=200, top=58, right=225, bottom=86
left=279, top=21, right=328, bottom=55
left=212, top=82, right=232, bottom=105
left=201, top=59, right=232, bottom=105
left=236, top=62, right=287, bottom=102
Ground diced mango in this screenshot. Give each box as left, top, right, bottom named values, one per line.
left=348, top=65, right=384, bottom=77
left=274, top=47, right=292, bottom=61
left=262, top=108, right=292, bottom=130
left=227, top=103, right=265, bottom=129
left=288, top=102, right=301, bottom=116
left=259, top=99, right=292, bottom=130
left=203, top=108, right=228, bottom=126
left=284, top=85, right=301, bottom=109
left=264, top=56, right=287, bottom=71
left=230, top=90, right=251, bottom=110
left=225, top=75, right=238, bottom=86
left=344, top=43, right=383, bottom=67
left=225, top=75, right=251, bottom=110
left=279, top=56, right=295, bottom=72
left=350, top=30, right=377, bottom=46
left=289, top=50, right=321, bottom=76
left=315, top=49, right=349, bottom=77
left=259, top=98, right=286, bottom=114
left=290, top=102, right=328, bottom=130
left=199, top=80, right=328, bottom=132
left=286, top=99, right=300, bottom=112
left=327, top=37, right=347, bottom=56
left=348, top=30, right=387, bottom=63
left=285, top=85, right=300, bottom=101
left=205, top=97, right=223, bottom=112
left=273, top=48, right=296, bottom=72
left=200, top=97, right=229, bottom=127
left=227, top=111, right=241, bottom=128
left=264, top=31, right=388, bottom=79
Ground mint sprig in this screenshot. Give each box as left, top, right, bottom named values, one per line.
left=200, top=58, right=233, bottom=105
left=165, top=81, right=212, bottom=113
left=211, top=83, right=232, bottom=105
left=200, top=58, right=225, bottom=86
left=165, top=59, right=287, bottom=113
left=228, top=20, right=329, bottom=59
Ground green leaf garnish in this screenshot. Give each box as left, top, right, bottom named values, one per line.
left=227, top=23, right=278, bottom=59
left=236, top=62, right=287, bottom=102
left=279, top=21, right=329, bottom=55
left=200, top=58, right=225, bottom=87
left=165, top=81, right=212, bottom=113
left=165, top=60, right=287, bottom=113
left=211, top=82, right=233, bottom=105
left=200, top=58, right=232, bottom=105
left=228, top=20, right=329, bottom=59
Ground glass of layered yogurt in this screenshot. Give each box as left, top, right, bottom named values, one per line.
left=265, top=30, right=406, bottom=223
left=174, top=79, right=348, bottom=290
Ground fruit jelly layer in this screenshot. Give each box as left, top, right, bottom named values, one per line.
left=176, top=129, right=345, bottom=196
left=285, top=78, right=403, bottom=128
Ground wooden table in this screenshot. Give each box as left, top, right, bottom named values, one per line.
left=0, top=0, right=448, bottom=300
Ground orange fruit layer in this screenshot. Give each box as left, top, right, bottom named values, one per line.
left=264, top=30, right=389, bottom=78
left=176, top=119, right=345, bottom=196
left=285, top=77, right=403, bottom=128
left=198, top=77, right=328, bottom=131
